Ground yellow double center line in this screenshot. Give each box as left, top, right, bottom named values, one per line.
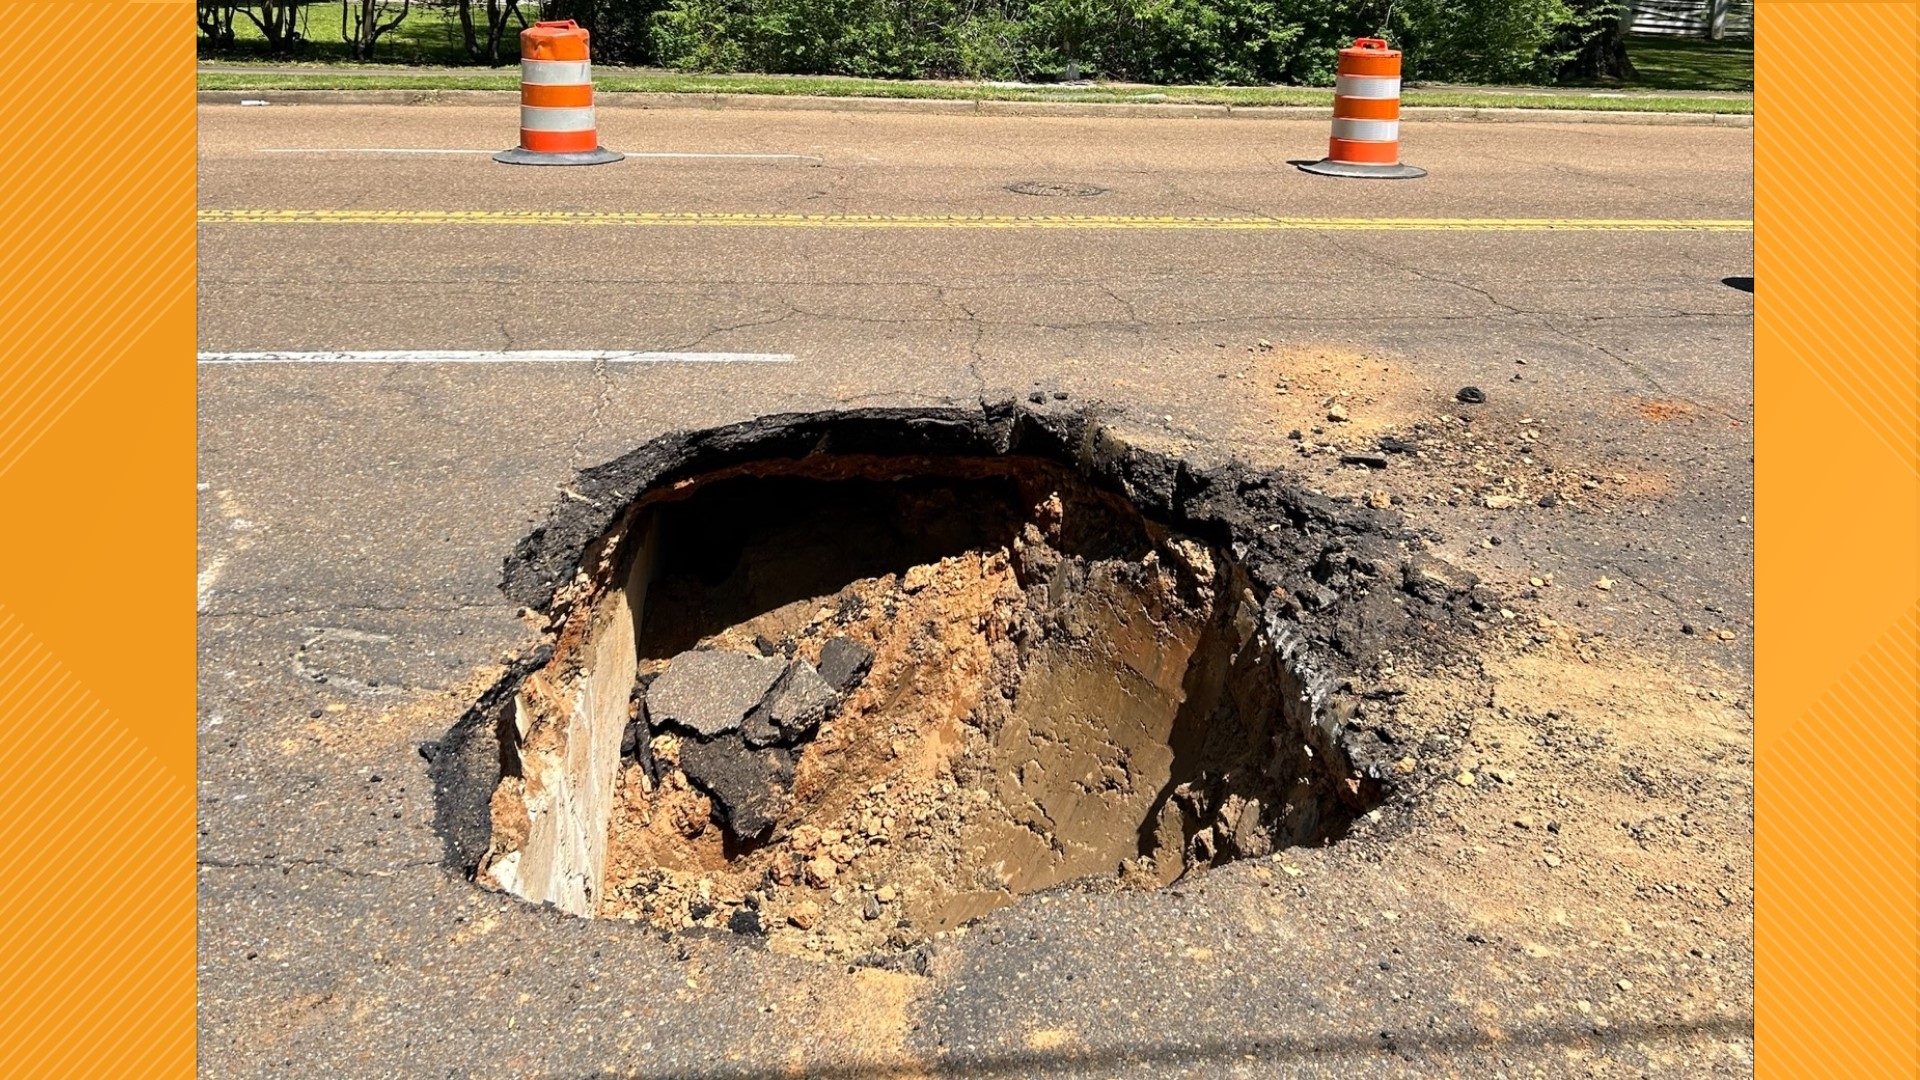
left=198, top=209, right=1753, bottom=232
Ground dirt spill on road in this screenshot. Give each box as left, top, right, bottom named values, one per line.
left=1222, top=345, right=1682, bottom=515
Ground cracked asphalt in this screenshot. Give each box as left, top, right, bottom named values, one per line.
left=198, top=103, right=1754, bottom=1078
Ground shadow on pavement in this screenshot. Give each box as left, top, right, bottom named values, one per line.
left=569, top=1013, right=1754, bottom=1079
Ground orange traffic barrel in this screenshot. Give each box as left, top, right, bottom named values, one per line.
left=1297, top=38, right=1424, bottom=179
left=494, top=20, right=623, bottom=166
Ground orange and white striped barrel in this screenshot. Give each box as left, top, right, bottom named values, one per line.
left=494, top=20, right=623, bottom=166
left=1297, top=38, right=1425, bottom=179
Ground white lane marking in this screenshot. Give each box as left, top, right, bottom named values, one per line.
left=254, top=148, right=822, bottom=161
left=197, top=350, right=797, bottom=364
left=198, top=489, right=256, bottom=613
left=196, top=552, right=230, bottom=613
left=257, top=148, right=497, bottom=155
left=624, top=152, right=823, bottom=161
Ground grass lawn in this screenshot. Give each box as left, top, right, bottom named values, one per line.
left=197, top=69, right=1753, bottom=114
left=203, top=1, right=479, bottom=65
left=1617, top=34, right=1754, bottom=92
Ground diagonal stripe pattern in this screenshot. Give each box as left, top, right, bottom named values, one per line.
left=0, top=4, right=196, bottom=1076
left=1756, top=6, right=1920, bottom=1080
left=1759, top=7, right=1919, bottom=478
left=1756, top=607, right=1920, bottom=1079
left=0, top=607, right=194, bottom=1077
left=2, top=9, right=195, bottom=482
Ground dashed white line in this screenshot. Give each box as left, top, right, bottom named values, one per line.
left=255, top=149, right=822, bottom=161
left=197, top=350, right=798, bottom=364
left=620, top=152, right=822, bottom=162
left=256, top=148, right=497, bottom=155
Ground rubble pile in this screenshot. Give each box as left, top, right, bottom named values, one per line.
left=634, top=639, right=873, bottom=840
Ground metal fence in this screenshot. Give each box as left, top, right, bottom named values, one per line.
left=1627, top=0, right=1756, bottom=41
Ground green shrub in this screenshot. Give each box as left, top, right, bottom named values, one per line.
left=200, top=0, right=1587, bottom=82
left=1114, top=0, right=1351, bottom=84
left=1388, top=0, right=1577, bottom=83
left=649, top=0, right=749, bottom=70
left=630, top=0, right=1577, bottom=86
left=543, top=0, right=673, bottom=66
left=651, top=0, right=959, bottom=77
left=952, top=10, right=1022, bottom=80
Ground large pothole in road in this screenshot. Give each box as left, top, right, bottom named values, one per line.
left=432, top=403, right=1455, bottom=959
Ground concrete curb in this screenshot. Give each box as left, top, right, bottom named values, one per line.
left=1400, top=105, right=1750, bottom=126
left=197, top=88, right=1753, bottom=127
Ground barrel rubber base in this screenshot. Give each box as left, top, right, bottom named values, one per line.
left=493, top=146, right=626, bottom=166
left=1294, top=159, right=1427, bottom=180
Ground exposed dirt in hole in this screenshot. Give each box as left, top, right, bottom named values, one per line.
left=600, top=534, right=1335, bottom=955
left=572, top=461, right=1360, bottom=958
left=434, top=403, right=1504, bottom=960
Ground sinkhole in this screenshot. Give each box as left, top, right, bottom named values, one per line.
left=431, top=404, right=1404, bottom=955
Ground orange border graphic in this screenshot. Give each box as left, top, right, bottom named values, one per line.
left=0, top=2, right=1911, bottom=1076
left=1755, top=5, right=1920, bottom=1079
left=0, top=2, right=196, bottom=1075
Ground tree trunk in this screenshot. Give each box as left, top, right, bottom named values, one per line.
left=240, top=1, right=302, bottom=53
left=484, top=0, right=526, bottom=64
left=1707, top=0, right=1730, bottom=41
left=457, top=0, right=481, bottom=60
left=198, top=2, right=237, bottom=45
left=343, top=0, right=412, bottom=61
left=1565, top=1, right=1636, bottom=81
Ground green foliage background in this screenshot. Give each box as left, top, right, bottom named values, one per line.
left=199, top=0, right=1684, bottom=88
left=545, top=0, right=1585, bottom=84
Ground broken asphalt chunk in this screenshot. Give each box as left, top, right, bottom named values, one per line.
left=768, top=659, right=837, bottom=741
left=816, top=637, right=874, bottom=694
left=741, top=702, right=781, bottom=748
left=647, top=649, right=784, bottom=738
left=677, top=734, right=795, bottom=840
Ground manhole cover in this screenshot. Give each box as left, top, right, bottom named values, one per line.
left=1006, top=180, right=1108, bottom=198
left=430, top=404, right=1439, bottom=959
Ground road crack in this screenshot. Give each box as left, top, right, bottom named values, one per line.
left=197, top=856, right=436, bottom=880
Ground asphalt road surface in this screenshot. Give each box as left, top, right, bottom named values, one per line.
left=197, top=102, right=1754, bottom=1079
